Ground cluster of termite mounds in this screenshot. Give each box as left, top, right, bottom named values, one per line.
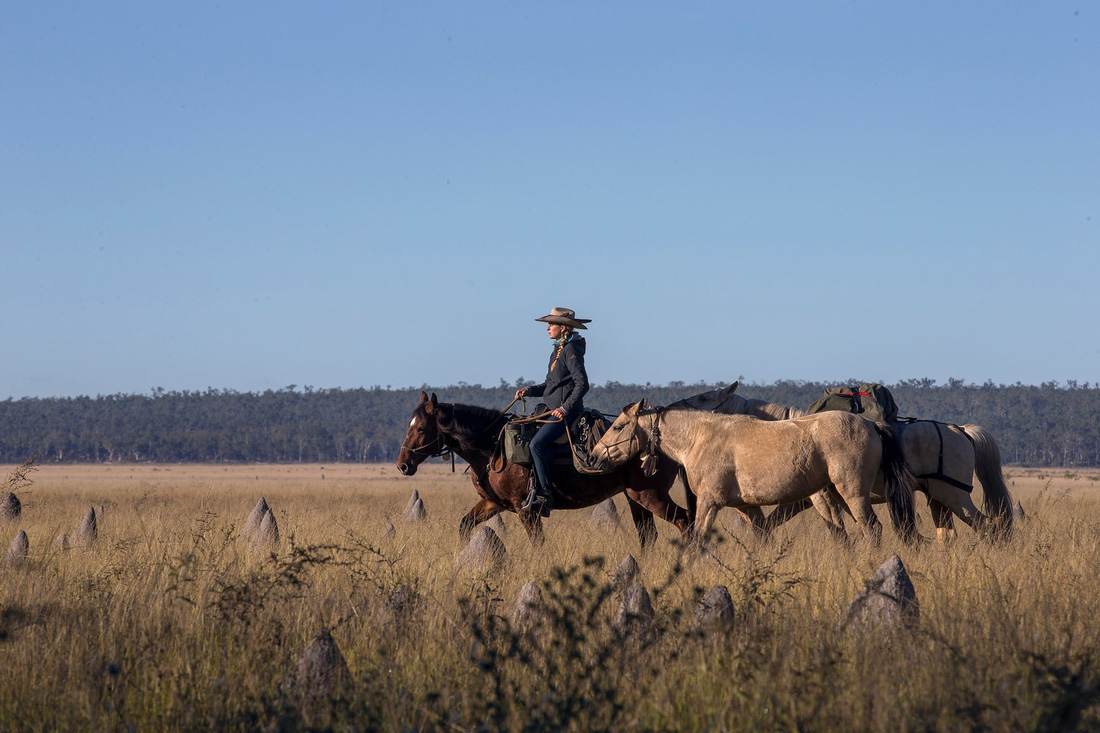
left=242, top=496, right=280, bottom=548
left=4, top=494, right=107, bottom=566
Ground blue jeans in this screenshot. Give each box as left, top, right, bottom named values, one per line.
left=530, top=419, right=566, bottom=491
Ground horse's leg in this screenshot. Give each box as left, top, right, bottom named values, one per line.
left=760, top=497, right=814, bottom=536
left=624, top=463, right=693, bottom=536
left=809, top=488, right=850, bottom=545
left=739, top=506, right=768, bottom=537
left=834, top=482, right=883, bottom=545
left=624, top=486, right=692, bottom=536
left=692, top=494, right=724, bottom=554
left=928, top=497, right=958, bottom=545
left=926, top=481, right=989, bottom=535
left=626, top=498, right=659, bottom=551
left=684, top=474, right=758, bottom=532
left=458, top=498, right=502, bottom=541
left=517, top=509, right=546, bottom=546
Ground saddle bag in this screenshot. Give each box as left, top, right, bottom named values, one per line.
left=503, top=421, right=537, bottom=467
left=571, top=410, right=616, bottom=475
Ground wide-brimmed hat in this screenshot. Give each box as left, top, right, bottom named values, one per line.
left=535, top=307, right=591, bottom=330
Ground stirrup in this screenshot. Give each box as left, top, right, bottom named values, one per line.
left=521, top=484, right=553, bottom=518
left=529, top=493, right=553, bottom=518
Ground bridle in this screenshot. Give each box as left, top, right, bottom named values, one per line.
left=594, top=414, right=647, bottom=469
left=401, top=403, right=509, bottom=471
left=399, top=406, right=456, bottom=464
left=399, top=432, right=449, bottom=459
left=598, top=428, right=639, bottom=457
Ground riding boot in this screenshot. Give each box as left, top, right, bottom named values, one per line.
left=521, top=471, right=554, bottom=518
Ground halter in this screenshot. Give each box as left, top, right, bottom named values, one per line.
left=598, top=428, right=639, bottom=456
left=595, top=407, right=662, bottom=472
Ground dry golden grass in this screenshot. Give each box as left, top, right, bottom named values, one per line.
left=2, top=462, right=1100, bottom=730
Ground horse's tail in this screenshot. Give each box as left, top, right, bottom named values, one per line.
left=874, top=421, right=920, bottom=544
left=958, top=423, right=1014, bottom=533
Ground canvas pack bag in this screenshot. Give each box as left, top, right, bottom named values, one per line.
left=503, top=421, right=537, bottom=467
left=806, top=383, right=899, bottom=424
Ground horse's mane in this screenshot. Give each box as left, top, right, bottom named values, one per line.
left=721, top=393, right=805, bottom=420
left=435, top=402, right=510, bottom=452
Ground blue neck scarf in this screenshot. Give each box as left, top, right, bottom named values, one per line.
left=554, top=332, right=575, bottom=347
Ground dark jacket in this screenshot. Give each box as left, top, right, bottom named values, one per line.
left=526, top=335, right=589, bottom=420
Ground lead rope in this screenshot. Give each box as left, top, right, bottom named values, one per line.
left=640, top=411, right=661, bottom=477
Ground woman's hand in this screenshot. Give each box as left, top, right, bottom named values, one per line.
left=514, top=388, right=527, bottom=400
left=549, top=407, right=566, bottom=420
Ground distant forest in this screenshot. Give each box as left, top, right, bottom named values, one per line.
left=1, top=379, right=1098, bottom=467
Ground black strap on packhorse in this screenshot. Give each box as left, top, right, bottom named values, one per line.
left=898, top=418, right=974, bottom=493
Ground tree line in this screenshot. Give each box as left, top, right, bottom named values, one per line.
left=1, top=379, right=1098, bottom=466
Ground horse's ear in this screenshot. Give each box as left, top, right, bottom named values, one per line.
left=730, top=380, right=739, bottom=393
left=419, top=391, right=429, bottom=404
left=638, top=398, right=649, bottom=412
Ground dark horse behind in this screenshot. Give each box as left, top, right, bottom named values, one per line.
left=396, top=392, right=692, bottom=547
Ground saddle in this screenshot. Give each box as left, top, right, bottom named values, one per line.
left=500, top=405, right=613, bottom=475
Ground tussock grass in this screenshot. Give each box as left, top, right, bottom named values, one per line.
left=2, top=464, right=1099, bottom=730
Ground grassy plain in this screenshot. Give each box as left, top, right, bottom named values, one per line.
left=2, top=462, right=1100, bottom=731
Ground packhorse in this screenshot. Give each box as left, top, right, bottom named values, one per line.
left=588, top=399, right=921, bottom=549
left=395, top=392, right=693, bottom=547
left=678, top=383, right=1015, bottom=540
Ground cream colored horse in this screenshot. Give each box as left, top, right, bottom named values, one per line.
left=589, top=400, right=920, bottom=548
left=680, top=383, right=1014, bottom=540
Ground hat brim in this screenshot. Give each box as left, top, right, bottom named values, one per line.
left=535, top=315, right=590, bottom=329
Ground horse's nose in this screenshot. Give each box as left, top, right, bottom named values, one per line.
left=397, top=462, right=413, bottom=476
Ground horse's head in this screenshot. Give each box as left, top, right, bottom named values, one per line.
left=669, top=381, right=739, bottom=412
left=588, top=398, right=651, bottom=471
left=396, top=392, right=447, bottom=476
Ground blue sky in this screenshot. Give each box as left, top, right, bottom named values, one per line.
left=3, top=2, right=1097, bottom=398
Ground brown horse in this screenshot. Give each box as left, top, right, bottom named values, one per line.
left=395, top=392, right=693, bottom=547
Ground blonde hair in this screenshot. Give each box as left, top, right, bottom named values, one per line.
left=549, top=327, right=574, bottom=371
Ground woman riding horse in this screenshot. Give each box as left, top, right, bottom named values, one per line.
left=513, top=307, right=591, bottom=517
